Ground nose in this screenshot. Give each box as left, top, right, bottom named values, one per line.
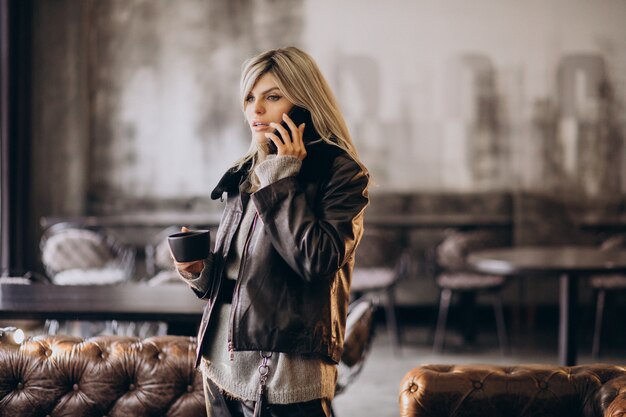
left=253, top=100, right=264, bottom=114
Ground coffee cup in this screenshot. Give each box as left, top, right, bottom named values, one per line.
left=167, top=229, right=211, bottom=263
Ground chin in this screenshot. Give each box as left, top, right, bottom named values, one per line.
left=253, top=135, right=267, bottom=146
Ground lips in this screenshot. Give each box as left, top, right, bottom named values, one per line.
left=251, top=121, right=271, bottom=131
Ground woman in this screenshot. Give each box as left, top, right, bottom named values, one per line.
left=176, top=46, right=369, bottom=417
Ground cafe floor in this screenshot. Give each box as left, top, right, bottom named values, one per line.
left=332, top=320, right=626, bottom=417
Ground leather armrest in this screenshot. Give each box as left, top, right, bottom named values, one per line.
left=598, top=375, right=626, bottom=417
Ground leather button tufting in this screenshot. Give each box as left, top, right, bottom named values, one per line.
left=538, top=381, right=549, bottom=390
left=73, top=384, right=79, bottom=391
left=472, top=381, right=483, bottom=389
left=16, top=382, right=24, bottom=390
left=129, top=383, right=136, bottom=391
left=187, top=385, right=193, bottom=393
left=409, top=383, right=418, bottom=393
left=158, top=353, right=164, bottom=360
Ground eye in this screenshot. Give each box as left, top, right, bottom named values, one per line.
left=245, top=95, right=254, bottom=103
left=267, top=95, right=282, bottom=102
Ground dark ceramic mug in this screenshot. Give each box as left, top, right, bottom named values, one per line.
left=167, top=230, right=211, bottom=263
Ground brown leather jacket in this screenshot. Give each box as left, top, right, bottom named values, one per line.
left=192, top=142, right=369, bottom=367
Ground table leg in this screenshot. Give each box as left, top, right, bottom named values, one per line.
left=558, top=273, right=578, bottom=366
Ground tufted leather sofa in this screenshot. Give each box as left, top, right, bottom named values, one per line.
left=399, top=364, right=626, bottom=417
left=0, top=335, right=206, bottom=417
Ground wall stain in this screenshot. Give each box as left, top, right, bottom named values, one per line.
left=30, top=0, right=626, bottom=215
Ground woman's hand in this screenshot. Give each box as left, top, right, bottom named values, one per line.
left=265, top=113, right=308, bottom=160
left=174, top=226, right=204, bottom=275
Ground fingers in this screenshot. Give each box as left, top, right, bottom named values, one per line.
left=281, top=113, right=300, bottom=142
left=264, top=113, right=307, bottom=160
left=264, top=131, right=283, bottom=153
left=272, top=119, right=290, bottom=143
left=173, top=227, right=204, bottom=274
left=289, top=120, right=307, bottom=160
left=176, top=260, right=204, bottom=274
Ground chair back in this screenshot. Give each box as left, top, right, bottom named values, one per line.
left=145, top=226, right=179, bottom=277
left=336, top=297, right=377, bottom=396
left=355, top=228, right=405, bottom=268
left=40, top=224, right=135, bottom=284
left=436, top=229, right=510, bottom=272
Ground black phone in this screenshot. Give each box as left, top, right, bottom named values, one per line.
left=267, top=106, right=316, bottom=154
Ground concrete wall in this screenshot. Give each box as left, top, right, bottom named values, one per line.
left=31, top=0, right=626, bottom=215
left=87, top=0, right=306, bottom=207
left=29, top=1, right=626, bottom=307
left=306, top=0, right=626, bottom=196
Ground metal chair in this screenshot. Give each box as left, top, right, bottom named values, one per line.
left=351, top=228, right=411, bottom=353
left=591, top=235, right=626, bottom=359
left=432, top=229, right=511, bottom=354
left=332, top=296, right=377, bottom=417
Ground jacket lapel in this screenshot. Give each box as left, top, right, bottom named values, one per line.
left=210, top=160, right=252, bottom=200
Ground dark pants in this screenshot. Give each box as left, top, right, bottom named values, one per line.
left=204, top=378, right=331, bottom=417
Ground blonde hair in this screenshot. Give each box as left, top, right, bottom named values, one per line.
left=233, top=47, right=363, bottom=181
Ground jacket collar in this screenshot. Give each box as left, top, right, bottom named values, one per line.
left=210, top=141, right=341, bottom=200
left=210, top=160, right=252, bottom=200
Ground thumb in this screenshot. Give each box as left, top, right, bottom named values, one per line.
left=181, top=226, right=190, bottom=232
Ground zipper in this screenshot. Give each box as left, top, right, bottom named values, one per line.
left=227, top=341, right=234, bottom=361
left=228, top=211, right=259, bottom=361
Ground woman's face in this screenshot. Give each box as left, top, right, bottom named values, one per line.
left=244, top=72, right=294, bottom=146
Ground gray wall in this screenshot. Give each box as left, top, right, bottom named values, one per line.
left=29, top=0, right=626, bottom=305
left=32, top=0, right=626, bottom=212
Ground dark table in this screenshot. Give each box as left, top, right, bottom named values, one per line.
left=468, top=246, right=626, bottom=366
left=0, top=283, right=205, bottom=335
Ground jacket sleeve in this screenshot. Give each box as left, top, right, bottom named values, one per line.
left=175, top=255, right=215, bottom=299
left=251, top=153, right=369, bottom=282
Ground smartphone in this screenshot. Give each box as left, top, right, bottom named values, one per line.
left=267, top=106, right=316, bottom=154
